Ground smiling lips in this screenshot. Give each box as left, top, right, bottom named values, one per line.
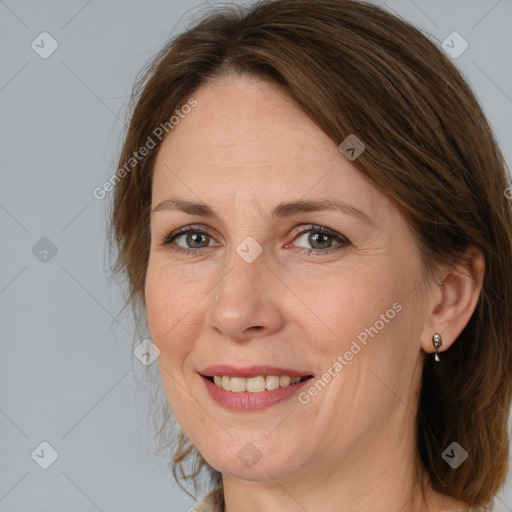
left=200, top=365, right=314, bottom=410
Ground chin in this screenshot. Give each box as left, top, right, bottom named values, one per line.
left=201, top=440, right=306, bottom=483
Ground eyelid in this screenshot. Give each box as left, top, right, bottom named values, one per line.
left=160, top=224, right=218, bottom=244
left=288, top=224, right=348, bottom=242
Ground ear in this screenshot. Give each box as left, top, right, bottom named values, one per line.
left=419, top=247, right=485, bottom=357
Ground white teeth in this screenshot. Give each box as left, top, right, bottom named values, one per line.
left=246, top=376, right=266, bottom=392
left=230, top=377, right=246, bottom=392
left=211, top=375, right=306, bottom=392
left=280, top=376, right=291, bottom=387
left=266, top=375, right=280, bottom=390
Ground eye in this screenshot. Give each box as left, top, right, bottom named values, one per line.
left=160, top=225, right=218, bottom=256
left=287, top=225, right=351, bottom=256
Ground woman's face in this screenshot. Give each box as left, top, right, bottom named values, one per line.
left=145, top=74, right=433, bottom=484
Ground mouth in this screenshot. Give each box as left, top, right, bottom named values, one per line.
left=199, top=365, right=315, bottom=410
left=204, top=374, right=313, bottom=392
left=198, top=364, right=314, bottom=412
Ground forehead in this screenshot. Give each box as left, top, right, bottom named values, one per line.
left=151, top=75, right=392, bottom=223
left=159, top=75, right=331, bottom=158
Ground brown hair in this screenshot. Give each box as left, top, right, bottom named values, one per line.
left=110, top=0, right=512, bottom=509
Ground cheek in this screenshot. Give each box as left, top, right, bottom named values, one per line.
left=302, top=263, right=420, bottom=401
left=298, top=264, right=400, bottom=350
left=145, top=270, right=171, bottom=346
left=145, top=269, right=200, bottom=416
left=144, top=264, right=201, bottom=358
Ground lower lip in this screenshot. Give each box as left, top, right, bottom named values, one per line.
left=201, top=375, right=313, bottom=411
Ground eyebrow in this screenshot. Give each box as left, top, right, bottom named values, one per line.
left=151, top=197, right=375, bottom=226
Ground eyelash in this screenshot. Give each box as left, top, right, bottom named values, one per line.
left=160, top=224, right=351, bottom=257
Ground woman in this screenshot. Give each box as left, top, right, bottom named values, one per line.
left=110, top=0, right=512, bottom=510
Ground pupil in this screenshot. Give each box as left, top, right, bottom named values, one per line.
left=310, top=233, right=331, bottom=249
left=187, top=232, right=208, bottom=248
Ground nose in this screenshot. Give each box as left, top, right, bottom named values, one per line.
left=207, top=247, right=286, bottom=342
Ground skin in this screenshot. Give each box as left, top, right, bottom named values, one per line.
left=145, top=74, right=484, bottom=512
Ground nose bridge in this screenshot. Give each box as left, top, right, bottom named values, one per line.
left=208, top=235, right=285, bottom=339
left=220, top=235, right=266, bottom=297
left=219, top=193, right=268, bottom=286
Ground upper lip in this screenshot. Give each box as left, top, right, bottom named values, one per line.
left=201, top=365, right=313, bottom=378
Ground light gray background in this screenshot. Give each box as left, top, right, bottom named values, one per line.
left=1, top=0, right=511, bottom=511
